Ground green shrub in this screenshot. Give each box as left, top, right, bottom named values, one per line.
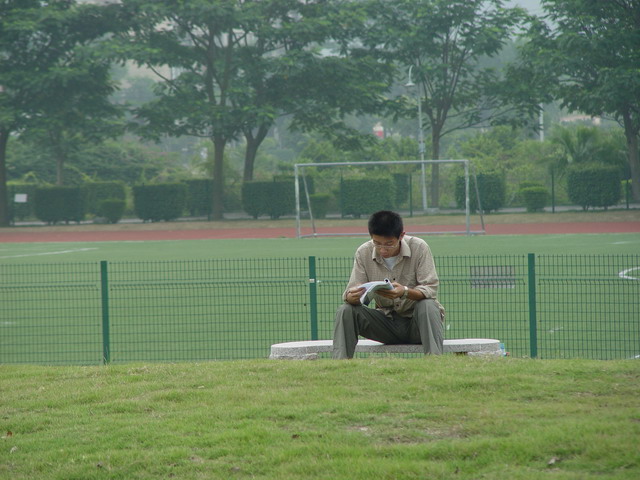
left=85, top=182, right=126, bottom=215
left=520, top=186, right=549, bottom=212
left=518, top=181, right=543, bottom=190
left=622, top=179, right=632, bottom=204
left=309, top=193, right=331, bottom=219
left=223, top=184, right=242, bottom=212
left=184, top=179, right=213, bottom=217
left=242, top=182, right=263, bottom=219
left=33, top=186, right=86, bottom=224
left=98, top=199, right=126, bottom=224
left=392, top=173, right=409, bottom=206
left=567, top=164, right=622, bottom=210
left=241, top=180, right=295, bottom=219
left=274, top=174, right=314, bottom=209
left=455, top=172, right=506, bottom=213
left=7, top=183, right=38, bottom=220
left=340, top=177, right=395, bottom=218
left=133, top=183, right=187, bottom=222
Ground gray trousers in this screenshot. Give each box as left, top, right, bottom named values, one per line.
left=332, top=299, right=444, bottom=359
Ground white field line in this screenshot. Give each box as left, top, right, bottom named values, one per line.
left=0, top=247, right=98, bottom=259
left=619, top=266, right=640, bottom=281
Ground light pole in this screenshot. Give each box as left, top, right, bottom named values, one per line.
left=405, top=66, right=427, bottom=212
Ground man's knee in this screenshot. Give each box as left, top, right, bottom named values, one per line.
left=413, top=298, right=440, bottom=319
left=335, top=303, right=358, bottom=321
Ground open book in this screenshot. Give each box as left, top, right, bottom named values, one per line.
left=358, top=278, right=394, bottom=306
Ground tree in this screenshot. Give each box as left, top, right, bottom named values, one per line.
left=0, top=0, right=123, bottom=225
left=359, top=0, right=528, bottom=207
left=239, top=51, right=392, bottom=182
left=20, top=46, right=124, bottom=185
left=118, top=0, right=391, bottom=220
left=518, top=0, right=640, bottom=201
left=549, top=125, right=626, bottom=171
left=116, top=0, right=245, bottom=219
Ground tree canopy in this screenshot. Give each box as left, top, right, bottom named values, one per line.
left=117, top=0, right=392, bottom=219
left=1, top=0, right=637, bottom=224
left=357, top=0, right=530, bottom=207
left=0, top=0, right=124, bottom=225
left=516, top=0, right=640, bottom=200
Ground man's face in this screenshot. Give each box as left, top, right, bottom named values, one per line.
left=371, top=233, right=404, bottom=258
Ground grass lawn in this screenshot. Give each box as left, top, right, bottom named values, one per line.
left=1, top=357, right=638, bottom=479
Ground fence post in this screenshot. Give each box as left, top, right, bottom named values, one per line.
left=527, top=253, right=538, bottom=358
left=100, top=261, right=111, bottom=364
left=308, top=256, right=318, bottom=340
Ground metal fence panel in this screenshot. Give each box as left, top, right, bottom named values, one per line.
left=0, top=263, right=103, bottom=364
left=1, top=255, right=638, bottom=364
left=437, top=255, right=532, bottom=358
left=106, top=258, right=310, bottom=362
left=535, top=255, right=640, bottom=359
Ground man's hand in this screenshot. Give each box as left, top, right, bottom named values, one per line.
left=377, top=282, right=405, bottom=299
left=346, top=286, right=366, bottom=305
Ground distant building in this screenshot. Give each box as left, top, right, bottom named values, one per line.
left=373, top=122, right=384, bottom=139
left=559, top=114, right=601, bottom=126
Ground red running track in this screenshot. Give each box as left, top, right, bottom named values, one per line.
left=0, top=221, right=638, bottom=243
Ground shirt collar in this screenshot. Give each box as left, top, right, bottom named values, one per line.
left=370, top=236, right=411, bottom=262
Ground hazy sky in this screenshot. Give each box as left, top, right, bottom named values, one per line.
left=507, top=0, right=544, bottom=15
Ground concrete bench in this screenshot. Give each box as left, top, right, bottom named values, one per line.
left=269, top=338, right=501, bottom=360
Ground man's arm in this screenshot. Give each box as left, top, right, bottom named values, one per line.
left=342, top=248, right=370, bottom=305
left=413, top=241, right=439, bottom=299
left=377, top=239, right=438, bottom=301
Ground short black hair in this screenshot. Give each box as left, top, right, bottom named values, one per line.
left=368, top=210, right=403, bottom=238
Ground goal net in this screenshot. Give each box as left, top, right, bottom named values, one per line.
left=294, top=159, right=484, bottom=238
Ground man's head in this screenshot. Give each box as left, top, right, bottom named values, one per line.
left=368, top=210, right=403, bottom=237
left=368, top=210, right=405, bottom=258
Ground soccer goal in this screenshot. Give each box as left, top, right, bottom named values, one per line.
left=294, top=159, right=484, bottom=238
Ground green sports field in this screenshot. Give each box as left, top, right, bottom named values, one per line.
left=1, top=232, right=639, bottom=263
left=1, top=231, right=639, bottom=364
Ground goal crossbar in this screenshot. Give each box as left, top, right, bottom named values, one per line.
left=294, top=159, right=484, bottom=238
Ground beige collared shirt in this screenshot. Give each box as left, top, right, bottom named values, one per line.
left=342, top=235, right=444, bottom=319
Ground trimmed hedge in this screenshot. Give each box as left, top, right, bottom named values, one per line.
left=133, top=183, right=187, bottom=222
left=184, top=179, right=213, bottom=217
left=520, top=186, right=549, bottom=212
left=8, top=183, right=38, bottom=220
left=455, top=172, right=506, bottom=213
left=33, top=186, right=86, bottom=224
left=274, top=174, right=314, bottom=209
left=242, top=180, right=295, bottom=219
left=98, top=199, right=126, bottom=224
left=85, top=182, right=126, bottom=215
left=309, top=193, right=331, bottom=219
left=392, top=173, right=409, bottom=206
left=340, top=177, right=395, bottom=218
left=567, top=164, right=622, bottom=210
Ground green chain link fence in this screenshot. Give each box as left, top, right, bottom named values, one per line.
left=1, top=255, right=638, bottom=364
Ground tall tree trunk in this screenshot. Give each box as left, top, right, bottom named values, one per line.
left=211, top=136, right=226, bottom=220
left=622, top=110, right=640, bottom=202
left=56, top=154, right=65, bottom=186
left=51, top=129, right=65, bottom=186
left=243, top=137, right=260, bottom=182
left=0, top=129, right=9, bottom=226
left=243, top=125, right=270, bottom=182
left=430, top=130, right=441, bottom=208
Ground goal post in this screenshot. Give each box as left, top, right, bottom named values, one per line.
left=294, top=159, right=484, bottom=238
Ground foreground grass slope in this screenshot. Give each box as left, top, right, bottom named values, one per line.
left=1, top=357, right=638, bottom=479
